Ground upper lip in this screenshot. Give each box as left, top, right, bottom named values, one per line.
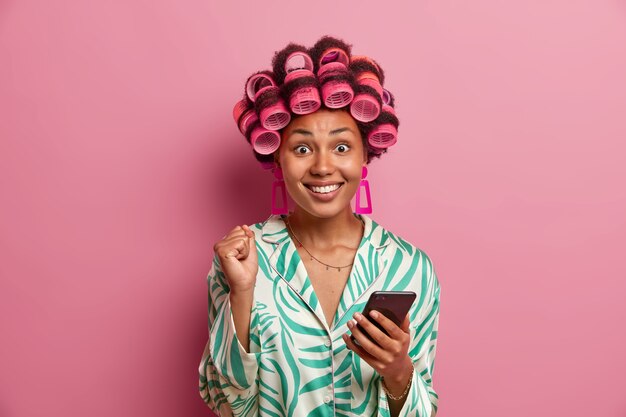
left=303, top=182, right=344, bottom=187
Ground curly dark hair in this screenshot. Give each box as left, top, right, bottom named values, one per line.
left=233, top=35, right=399, bottom=168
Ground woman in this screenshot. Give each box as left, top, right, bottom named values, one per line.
left=199, top=36, right=441, bottom=417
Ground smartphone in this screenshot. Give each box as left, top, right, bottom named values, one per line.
left=350, top=291, right=416, bottom=346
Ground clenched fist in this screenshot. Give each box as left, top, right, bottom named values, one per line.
left=213, top=224, right=258, bottom=294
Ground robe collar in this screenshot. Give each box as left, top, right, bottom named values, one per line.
left=260, top=213, right=391, bottom=249
left=260, top=213, right=392, bottom=331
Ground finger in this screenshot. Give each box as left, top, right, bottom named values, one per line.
left=219, top=237, right=249, bottom=260
left=219, top=225, right=252, bottom=243
left=400, top=313, right=410, bottom=333
left=341, top=333, right=380, bottom=367
left=234, top=237, right=249, bottom=259
left=353, top=312, right=395, bottom=349
left=348, top=316, right=387, bottom=358
left=241, top=224, right=253, bottom=237
left=214, top=230, right=246, bottom=251
left=222, top=226, right=247, bottom=241
left=368, top=310, right=408, bottom=341
left=216, top=226, right=251, bottom=249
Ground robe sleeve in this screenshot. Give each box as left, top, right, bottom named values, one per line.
left=378, top=254, right=441, bottom=417
left=198, top=254, right=261, bottom=416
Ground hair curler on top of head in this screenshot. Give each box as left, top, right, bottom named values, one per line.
left=232, top=35, right=400, bottom=168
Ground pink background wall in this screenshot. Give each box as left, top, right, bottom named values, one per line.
left=1, top=0, right=625, bottom=416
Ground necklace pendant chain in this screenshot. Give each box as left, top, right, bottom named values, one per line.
left=285, top=216, right=363, bottom=272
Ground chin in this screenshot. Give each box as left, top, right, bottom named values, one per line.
left=293, top=201, right=354, bottom=219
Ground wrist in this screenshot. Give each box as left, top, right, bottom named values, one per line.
left=387, top=357, right=413, bottom=384
left=382, top=358, right=414, bottom=400
left=229, top=286, right=255, bottom=299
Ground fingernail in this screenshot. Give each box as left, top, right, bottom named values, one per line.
left=354, top=312, right=362, bottom=321
left=347, top=320, right=353, bottom=329
left=370, top=310, right=379, bottom=319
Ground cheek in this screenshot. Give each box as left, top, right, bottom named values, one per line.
left=280, top=162, right=304, bottom=186
left=338, top=160, right=364, bottom=181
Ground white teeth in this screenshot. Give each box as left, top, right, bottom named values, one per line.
left=310, top=184, right=341, bottom=194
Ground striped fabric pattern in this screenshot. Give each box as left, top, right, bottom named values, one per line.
left=199, top=214, right=441, bottom=417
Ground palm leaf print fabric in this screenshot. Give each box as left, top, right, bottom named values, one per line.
left=199, top=214, right=441, bottom=417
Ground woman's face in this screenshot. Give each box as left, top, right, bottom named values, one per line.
left=277, top=109, right=367, bottom=219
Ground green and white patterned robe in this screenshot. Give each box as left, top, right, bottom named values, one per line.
left=199, top=213, right=441, bottom=417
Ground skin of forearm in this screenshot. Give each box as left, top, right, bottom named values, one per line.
left=386, top=357, right=413, bottom=417
left=229, top=288, right=255, bottom=353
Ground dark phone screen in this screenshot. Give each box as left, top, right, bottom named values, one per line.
left=351, top=291, right=416, bottom=346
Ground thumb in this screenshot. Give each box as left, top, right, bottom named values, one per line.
left=242, top=225, right=258, bottom=261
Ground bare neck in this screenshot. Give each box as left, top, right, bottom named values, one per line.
left=286, top=207, right=364, bottom=249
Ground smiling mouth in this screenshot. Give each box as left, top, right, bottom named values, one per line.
left=304, top=183, right=344, bottom=194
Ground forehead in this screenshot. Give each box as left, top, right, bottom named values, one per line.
left=282, top=109, right=359, bottom=138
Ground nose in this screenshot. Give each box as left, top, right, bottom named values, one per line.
left=310, top=149, right=334, bottom=176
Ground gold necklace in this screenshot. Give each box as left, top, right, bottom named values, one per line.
left=284, top=216, right=364, bottom=272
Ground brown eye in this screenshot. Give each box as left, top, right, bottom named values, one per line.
left=295, top=145, right=311, bottom=154
left=335, top=144, right=350, bottom=153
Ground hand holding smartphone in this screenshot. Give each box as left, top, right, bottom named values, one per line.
left=350, top=291, right=416, bottom=346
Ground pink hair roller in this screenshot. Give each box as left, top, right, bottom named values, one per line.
left=350, top=87, right=381, bottom=122
left=382, top=103, right=395, bottom=115
left=251, top=125, right=281, bottom=155
left=317, top=48, right=353, bottom=108
left=284, top=69, right=321, bottom=115
left=317, top=62, right=354, bottom=108
left=246, top=74, right=291, bottom=130
left=284, top=52, right=320, bottom=114
left=285, top=51, right=315, bottom=73
left=382, top=88, right=392, bottom=105
left=357, top=72, right=383, bottom=96
left=232, top=99, right=248, bottom=123
left=350, top=72, right=383, bottom=123
left=257, top=87, right=291, bottom=130
left=319, top=47, right=350, bottom=67
left=238, top=109, right=258, bottom=135
left=246, top=73, right=275, bottom=102
left=368, top=124, right=397, bottom=148
left=350, top=55, right=381, bottom=72
left=368, top=95, right=397, bottom=148
left=232, top=99, right=259, bottom=135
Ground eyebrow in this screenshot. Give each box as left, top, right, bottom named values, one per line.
left=288, top=127, right=355, bottom=137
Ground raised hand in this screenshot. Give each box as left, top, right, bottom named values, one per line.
left=213, top=225, right=258, bottom=294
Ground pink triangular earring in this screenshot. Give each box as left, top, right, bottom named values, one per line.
left=271, top=166, right=288, bottom=215
left=355, top=166, right=372, bottom=214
